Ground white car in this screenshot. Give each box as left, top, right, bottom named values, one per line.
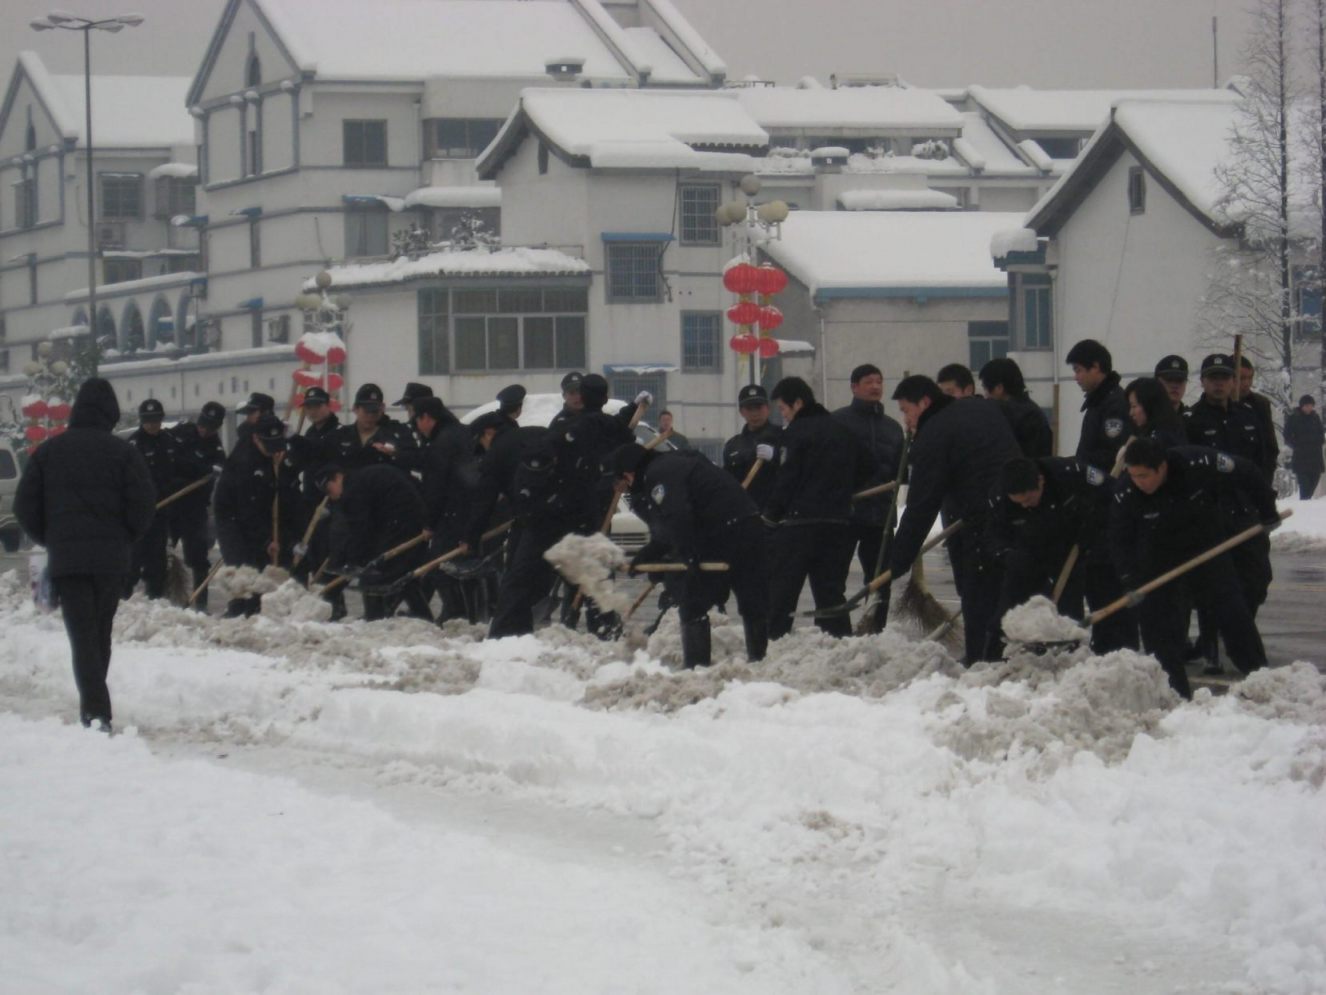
left=0, top=437, right=24, bottom=552
left=460, top=393, right=671, bottom=551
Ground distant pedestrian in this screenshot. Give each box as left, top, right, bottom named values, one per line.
left=658, top=410, right=690, bottom=449
left=1285, top=394, right=1324, bottom=499
left=14, top=378, right=156, bottom=732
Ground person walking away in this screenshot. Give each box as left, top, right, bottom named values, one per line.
left=1284, top=395, right=1324, bottom=498
left=14, top=378, right=155, bottom=732
left=169, top=401, right=227, bottom=610
left=765, top=377, right=872, bottom=640
left=1066, top=338, right=1133, bottom=472
left=832, top=363, right=903, bottom=630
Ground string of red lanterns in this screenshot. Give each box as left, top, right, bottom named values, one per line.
left=725, top=261, right=788, bottom=359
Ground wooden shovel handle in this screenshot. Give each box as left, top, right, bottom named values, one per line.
left=741, top=458, right=764, bottom=489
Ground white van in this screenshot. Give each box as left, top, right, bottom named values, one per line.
left=0, top=438, right=23, bottom=552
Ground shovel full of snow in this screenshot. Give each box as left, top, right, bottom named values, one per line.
left=1005, top=510, right=1292, bottom=653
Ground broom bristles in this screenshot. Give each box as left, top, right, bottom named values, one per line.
left=164, top=551, right=192, bottom=607
left=893, top=554, right=957, bottom=636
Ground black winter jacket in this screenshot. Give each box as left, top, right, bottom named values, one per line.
left=766, top=403, right=871, bottom=525
left=552, top=406, right=636, bottom=530
left=998, top=394, right=1054, bottom=459
left=329, top=415, right=417, bottom=475
left=1285, top=408, right=1325, bottom=474
left=286, top=412, right=342, bottom=502
left=832, top=397, right=903, bottom=527
left=722, top=420, right=783, bottom=512
left=169, top=422, right=225, bottom=517
left=985, top=457, right=1114, bottom=579
left=628, top=450, right=757, bottom=561
left=15, top=379, right=156, bottom=577
left=464, top=425, right=556, bottom=545
left=889, top=396, right=1020, bottom=576
left=1076, top=371, right=1133, bottom=472
left=328, top=464, right=428, bottom=569
left=213, top=439, right=300, bottom=567
left=418, top=409, right=479, bottom=541
left=129, top=425, right=181, bottom=509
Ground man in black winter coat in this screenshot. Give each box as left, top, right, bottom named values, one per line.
left=127, top=398, right=181, bottom=599
left=889, top=376, right=1020, bottom=664
left=322, top=463, right=432, bottom=621
left=213, top=414, right=299, bottom=617
left=979, top=357, right=1053, bottom=458
left=414, top=395, right=479, bottom=621
left=766, top=377, right=872, bottom=639
left=615, top=444, right=769, bottom=667
left=330, top=383, right=417, bottom=474
left=722, top=383, right=782, bottom=512
left=169, top=401, right=226, bottom=610
left=832, top=363, right=903, bottom=629
left=1285, top=394, right=1324, bottom=498
left=15, top=378, right=156, bottom=731
left=1111, top=438, right=1279, bottom=698
left=1067, top=339, right=1133, bottom=471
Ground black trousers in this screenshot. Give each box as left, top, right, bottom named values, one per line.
left=1138, top=552, right=1267, bottom=699
left=489, top=518, right=565, bottom=639
left=768, top=521, right=854, bottom=639
left=849, top=522, right=893, bottom=629
left=1298, top=469, right=1321, bottom=500
left=128, top=515, right=169, bottom=599
left=679, top=518, right=770, bottom=625
left=55, top=574, right=123, bottom=725
left=174, top=512, right=212, bottom=608
left=946, top=530, right=1004, bottom=665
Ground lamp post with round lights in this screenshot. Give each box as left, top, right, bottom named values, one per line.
left=716, top=174, right=791, bottom=385
left=30, top=11, right=146, bottom=367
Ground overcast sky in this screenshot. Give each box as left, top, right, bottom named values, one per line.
left=2, top=0, right=1254, bottom=90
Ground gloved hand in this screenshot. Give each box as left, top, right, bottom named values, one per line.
left=634, top=391, right=653, bottom=406
left=755, top=444, right=774, bottom=462
left=292, top=542, right=309, bottom=560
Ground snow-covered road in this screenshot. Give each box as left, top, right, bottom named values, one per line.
left=1, top=570, right=1323, bottom=994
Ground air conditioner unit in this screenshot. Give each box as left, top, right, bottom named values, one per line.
left=96, top=222, right=126, bottom=250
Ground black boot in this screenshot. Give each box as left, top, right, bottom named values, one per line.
left=680, top=618, right=712, bottom=669
left=743, top=618, right=768, bottom=663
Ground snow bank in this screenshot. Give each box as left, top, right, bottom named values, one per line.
left=1272, top=496, right=1326, bottom=552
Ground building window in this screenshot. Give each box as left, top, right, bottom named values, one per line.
left=344, top=209, right=388, bottom=257
left=154, top=177, right=197, bottom=219
left=166, top=254, right=200, bottom=274
left=418, top=288, right=449, bottom=375
left=249, top=219, right=261, bottom=269
left=28, top=258, right=38, bottom=305
left=1015, top=274, right=1053, bottom=351
left=679, top=184, right=721, bottom=245
left=103, top=257, right=143, bottom=285
left=417, top=285, right=587, bottom=373
left=14, top=176, right=36, bottom=229
left=343, top=120, right=387, bottom=167
left=1128, top=166, right=1146, bottom=214
left=246, top=53, right=261, bottom=88
left=424, top=118, right=503, bottom=159
left=248, top=125, right=262, bottom=176
left=99, top=173, right=143, bottom=219
left=967, top=320, right=1009, bottom=369
left=681, top=311, right=722, bottom=372
left=605, top=241, right=663, bottom=302
left=251, top=310, right=264, bottom=348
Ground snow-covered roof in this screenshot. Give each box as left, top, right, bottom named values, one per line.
left=763, top=211, right=1023, bottom=299
left=15, top=51, right=193, bottom=147
left=148, top=163, right=199, bottom=180
left=732, top=86, right=962, bottom=133
left=480, top=88, right=767, bottom=176
left=756, top=148, right=969, bottom=178
left=309, top=247, right=590, bottom=290
left=251, top=0, right=698, bottom=84
left=838, top=189, right=960, bottom=211
left=955, top=112, right=1035, bottom=175
left=969, top=85, right=1236, bottom=135
left=403, top=187, right=502, bottom=210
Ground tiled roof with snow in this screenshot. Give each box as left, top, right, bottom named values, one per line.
left=18, top=51, right=193, bottom=147
left=969, top=85, right=1236, bottom=134
left=954, top=112, right=1034, bottom=174
left=732, top=85, right=962, bottom=133
left=309, top=247, right=590, bottom=289
left=256, top=0, right=673, bottom=82
left=764, top=211, right=1024, bottom=298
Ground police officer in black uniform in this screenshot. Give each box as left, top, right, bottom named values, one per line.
left=214, top=414, right=299, bottom=616
left=285, top=386, right=344, bottom=612
left=1067, top=339, right=1133, bottom=472
left=234, top=392, right=276, bottom=441
left=613, top=442, right=770, bottom=667
left=549, top=372, right=584, bottom=433
left=889, top=375, right=1020, bottom=664
left=414, top=395, right=479, bottom=622
left=1111, top=438, right=1279, bottom=698
left=1154, top=354, right=1190, bottom=414
left=832, top=363, right=905, bottom=630
left=127, top=398, right=181, bottom=599
left=765, top=377, right=873, bottom=640
left=169, top=400, right=227, bottom=609
left=331, top=383, right=417, bottom=473
left=1238, top=356, right=1280, bottom=484
left=722, top=384, right=782, bottom=511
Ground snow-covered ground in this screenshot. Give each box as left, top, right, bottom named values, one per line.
left=1, top=570, right=1323, bottom=994
left=1273, top=495, right=1326, bottom=552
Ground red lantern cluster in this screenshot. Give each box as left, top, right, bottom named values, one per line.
left=21, top=393, right=70, bottom=454
left=290, top=332, right=348, bottom=415
left=726, top=260, right=789, bottom=361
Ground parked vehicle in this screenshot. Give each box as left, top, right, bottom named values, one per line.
left=0, top=437, right=23, bottom=552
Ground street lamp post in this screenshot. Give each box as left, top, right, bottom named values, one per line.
left=31, top=11, right=145, bottom=360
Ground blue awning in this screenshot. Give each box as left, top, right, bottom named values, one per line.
left=601, top=232, right=673, bottom=243
left=238, top=297, right=264, bottom=310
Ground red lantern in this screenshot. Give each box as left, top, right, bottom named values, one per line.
left=293, top=368, right=321, bottom=387
left=728, top=333, right=759, bottom=355
left=723, top=263, right=761, bottom=295
left=21, top=399, right=48, bottom=419
left=325, top=372, right=344, bottom=391
left=295, top=341, right=325, bottom=365
left=25, top=425, right=48, bottom=442
left=756, top=264, right=788, bottom=297
left=758, top=337, right=781, bottom=359
left=47, top=402, right=71, bottom=421
left=726, top=301, right=761, bottom=326
left=757, top=306, right=784, bottom=332
left=326, top=345, right=347, bottom=365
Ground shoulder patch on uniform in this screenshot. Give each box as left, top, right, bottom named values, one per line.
left=1085, top=466, right=1106, bottom=486
left=650, top=483, right=666, bottom=504
left=1216, top=453, right=1235, bottom=473
left=1103, top=417, right=1124, bottom=439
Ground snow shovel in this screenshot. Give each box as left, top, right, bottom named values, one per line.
left=568, top=480, right=628, bottom=613
left=741, top=459, right=764, bottom=490
left=623, top=581, right=657, bottom=622
left=629, top=561, right=729, bottom=574
left=155, top=473, right=215, bottom=511
left=855, top=432, right=912, bottom=635
left=1049, top=448, right=1127, bottom=608
left=409, top=521, right=515, bottom=581
left=810, top=519, right=965, bottom=619
left=290, top=496, right=330, bottom=571
left=851, top=481, right=899, bottom=502
left=188, top=559, right=225, bottom=606
left=320, top=529, right=432, bottom=595
left=1009, top=509, right=1293, bottom=653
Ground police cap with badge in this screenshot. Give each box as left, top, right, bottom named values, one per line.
left=197, top=401, right=226, bottom=430
left=237, top=392, right=275, bottom=416
left=393, top=382, right=433, bottom=407
left=1154, top=355, right=1189, bottom=382
left=1200, top=353, right=1235, bottom=377
left=353, top=383, right=385, bottom=412
left=252, top=413, right=288, bottom=451
left=560, top=371, right=583, bottom=393
left=738, top=384, right=769, bottom=408
left=496, top=384, right=526, bottom=414
left=138, top=398, right=165, bottom=422
left=302, top=386, right=331, bottom=407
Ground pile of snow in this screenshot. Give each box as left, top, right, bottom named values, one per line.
left=260, top=579, right=335, bottom=622
left=210, top=565, right=289, bottom=601
left=1272, top=496, right=1326, bottom=552
left=0, top=568, right=1323, bottom=993
left=1000, top=594, right=1087, bottom=645
left=543, top=533, right=632, bottom=613
left=990, top=226, right=1039, bottom=258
